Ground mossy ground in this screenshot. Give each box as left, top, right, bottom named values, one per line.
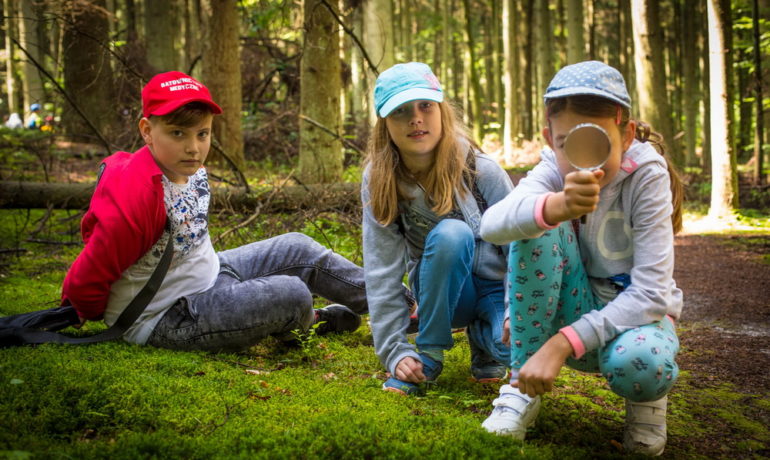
left=1, top=205, right=768, bottom=459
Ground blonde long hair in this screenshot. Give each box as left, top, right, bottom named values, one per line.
left=364, top=101, right=474, bottom=226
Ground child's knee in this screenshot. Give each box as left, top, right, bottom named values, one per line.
left=600, top=327, right=679, bottom=402
left=429, top=219, right=473, bottom=248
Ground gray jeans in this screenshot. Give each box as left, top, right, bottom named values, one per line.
left=147, top=232, right=368, bottom=352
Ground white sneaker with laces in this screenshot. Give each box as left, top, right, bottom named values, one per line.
left=481, top=384, right=541, bottom=440
left=624, top=396, right=668, bottom=456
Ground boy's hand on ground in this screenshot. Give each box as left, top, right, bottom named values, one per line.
left=512, top=333, right=573, bottom=398
left=544, top=170, right=604, bottom=224
left=395, top=356, right=426, bottom=383
left=502, top=318, right=511, bottom=347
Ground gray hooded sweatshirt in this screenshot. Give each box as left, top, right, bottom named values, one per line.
left=362, top=150, right=513, bottom=376
left=480, top=140, right=683, bottom=356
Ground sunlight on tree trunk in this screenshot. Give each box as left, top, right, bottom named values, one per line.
left=707, top=0, right=739, bottom=218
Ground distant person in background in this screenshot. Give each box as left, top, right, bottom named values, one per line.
left=26, top=103, right=42, bottom=129
left=5, top=112, right=23, bottom=129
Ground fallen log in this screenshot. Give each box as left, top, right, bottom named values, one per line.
left=0, top=181, right=362, bottom=213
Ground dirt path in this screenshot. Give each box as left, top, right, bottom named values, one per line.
left=674, top=234, right=770, bottom=393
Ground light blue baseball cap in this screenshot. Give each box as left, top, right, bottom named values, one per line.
left=374, top=62, right=444, bottom=118
left=544, top=60, right=631, bottom=108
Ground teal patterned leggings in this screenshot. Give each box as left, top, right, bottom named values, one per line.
left=507, top=222, right=679, bottom=402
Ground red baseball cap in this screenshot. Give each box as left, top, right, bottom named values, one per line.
left=141, top=71, right=223, bottom=118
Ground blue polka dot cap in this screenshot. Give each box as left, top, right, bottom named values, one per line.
left=544, top=60, right=631, bottom=108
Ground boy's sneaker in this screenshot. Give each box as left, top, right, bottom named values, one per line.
left=481, top=384, right=541, bottom=440
left=313, top=304, right=361, bottom=335
left=382, top=352, right=443, bottom=396
left=624, top=396, right=667, bottom=456
left=469, top=335, right=508, bottom=382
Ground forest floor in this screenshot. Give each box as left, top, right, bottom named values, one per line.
left=0, top=139, right=769, bottom=458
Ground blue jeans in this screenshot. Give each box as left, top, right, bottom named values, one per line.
left=413, top=219, right=509, bottom=365
left=147, top=232, right=369, bottom=352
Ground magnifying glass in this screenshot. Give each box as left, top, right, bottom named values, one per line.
left=562, top=123, right=611, bottom=223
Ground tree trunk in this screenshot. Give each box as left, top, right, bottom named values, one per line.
left=0, top=181, right=361, bottom=213
left=440, top=0, right=450, bottom=88
left=707, top=0, right=738, bottom=217
left=349, top=5, right=367, bottom=126
left=618, top=0, right=636, bottom=108
left=519, top=0, right=533, bottom=140
left=682, top=0, right=699, bottom=167
left=3, top=0, right=18, bottom=115
left=19, top=0, right=45, bottom=110
left=752, top=0, right=764, bottom=184
left=502, top=0, right=520, bottom=156
left=463, top=0, right=484, bottom=143
left=363, top=0, right=394, bottom=118
left=202, top=0, right=244, bottom=169
left=700, top=0, right=711, bottom=171
left=299, top=0, right=343, bottom=183
left=534, top=0, right=552, bottom=136
left=492, top=0, right=504, bottom=135
left=565, top=0, right=583, bottom=63
left=61, top=0, right=117, bottom=142
left=631, top=0, right=678, bottom=164
left=144, top=0, right=181, bottom=72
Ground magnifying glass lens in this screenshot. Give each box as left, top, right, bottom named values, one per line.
left=563, top=124, right=612, bottom=170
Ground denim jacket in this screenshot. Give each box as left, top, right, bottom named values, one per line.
left=362, top=148, right=513, bottom=375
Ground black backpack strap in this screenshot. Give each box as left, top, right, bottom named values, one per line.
left=463, top=151, right=488, bottom=214
left=1, top=231, right=174, bottom=347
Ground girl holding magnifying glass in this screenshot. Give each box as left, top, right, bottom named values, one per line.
left=479, top=61, right=684, bottom=456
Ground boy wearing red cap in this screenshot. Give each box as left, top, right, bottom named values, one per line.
left=61, top=71, right=381, bottom=351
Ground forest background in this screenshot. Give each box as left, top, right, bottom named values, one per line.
left=0, top=0, right=769, bottom=459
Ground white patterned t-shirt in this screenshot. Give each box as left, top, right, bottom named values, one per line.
left=104, top=168, right=219, bottom=344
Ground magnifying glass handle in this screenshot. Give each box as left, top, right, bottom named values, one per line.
left=580, top=214, right=587, bottom=224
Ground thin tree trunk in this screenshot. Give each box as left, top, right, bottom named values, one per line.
left=707, top=0, right=738, bottom=217
left=752, top=0, right=764, bottom=184
left=203, top=0, right=244, bottom=168
left=492, top=0, right=503, bottom=135
left=3, top=0, right=18, bottom=115
left=565, top=0, right=583, bottom=63
left=363, top=0, right=394, bottom=117
left=520, top=0, right=533, bottom=140
left=619, top=0, right=635, bottom=113
left=463, top=0, right=484, bottom=143
left=632, top=0, right=678, bottom=164
left=440, top=0, right=450, bottom=88
left=19, top=0, right=45, bottom=109
left=535, top=0, right=552, bottom=136
left=502, top=0, right=520, bottom=155
left=299, top=0, right=343, bottom=183
left=682, top=0, right=699, bottom=167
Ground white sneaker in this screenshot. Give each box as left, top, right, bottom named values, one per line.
left=624, top=396, right=668, bottom=456
left=481, top=384, right=541, bottom=440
